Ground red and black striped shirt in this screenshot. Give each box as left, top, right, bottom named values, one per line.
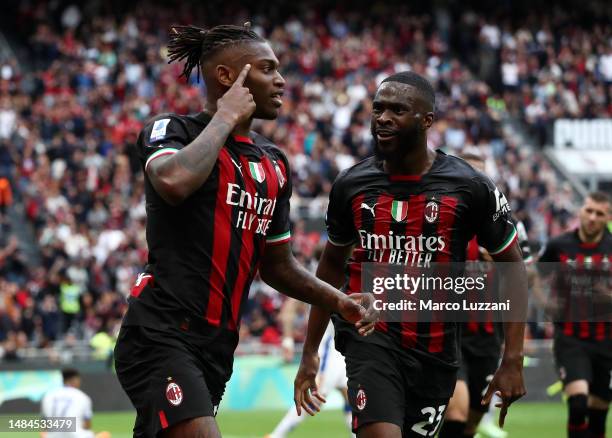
left=462, top=221, right=531, bottom=355
left=463, top=237, right=498, bottom=339
left=326, top=151, right=517, bottom=368
left=538, top=229, right=612, bottom=341
left=124, top=112, right=291, bottom=337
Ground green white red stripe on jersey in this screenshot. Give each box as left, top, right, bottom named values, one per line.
left=266, top=231, right=291, bottom=245
left=489, top=226, right=518, bottom=255
left=145, top=148, right=179, bottom=171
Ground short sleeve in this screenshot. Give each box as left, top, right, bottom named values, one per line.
left=473, top=175, right=518, bottom=256
left=325, top=172, right=357, bottom=246
left=266, top=152, right=292, bottom=246
left=139, top=115, right=190, bottom=172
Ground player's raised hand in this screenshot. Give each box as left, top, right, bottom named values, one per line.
left=481, top=358, right=526, bottom=428
left=216, top=64, right=256, bottom=125
left=294, top=351, right=326, bottom=416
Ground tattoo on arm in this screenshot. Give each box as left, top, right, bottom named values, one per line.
left=175, top=117, right=232, bottom=174
left=148, top=115, right=234, bottom=204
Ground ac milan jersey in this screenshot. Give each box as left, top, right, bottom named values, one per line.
left=326, top=151, right=517, bottom=368
left=124, top=112, right=292, bottom=335
left=538, top=229, right=612, bottom=341
left=463, top=237, right=501, bottom=351
left=462, top=219, right=531, bottom=348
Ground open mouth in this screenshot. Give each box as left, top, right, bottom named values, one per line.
left=376, top=130, right=397, bottom=141
left=270, top=91, right=284, bottom=107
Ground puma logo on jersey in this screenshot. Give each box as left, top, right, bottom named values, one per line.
left=230, top=157, right=243, bottom=176
left=361, top=203, right=377, bottom=217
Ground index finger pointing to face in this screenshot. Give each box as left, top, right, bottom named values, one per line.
left=234, top=64, right=251, bottom=86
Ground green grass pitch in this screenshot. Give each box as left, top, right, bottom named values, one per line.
left=2, top=403, right=610, bottom=437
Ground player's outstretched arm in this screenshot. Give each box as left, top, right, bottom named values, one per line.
left=294, top=305, right=329, bottom=416
left=482, top=242, right=528, bottom=428
left=260, top=242, right=376, bottom=324
left=147, top=64, right=255, bottom=205
left=294, top=242, right=357, bottom=416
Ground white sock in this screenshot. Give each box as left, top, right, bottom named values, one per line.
left=270, top=407, right=307, bottom=437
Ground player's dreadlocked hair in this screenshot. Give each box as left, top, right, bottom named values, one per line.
left=167, top=22, right=265, bottom=82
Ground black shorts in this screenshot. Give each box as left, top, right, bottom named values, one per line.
left=460, top=329, right=502, bottom=359
left=114, top=324, right=236, bottom=438
left=456, top=345, right=499, bottom=413
left=343, top=337, right=456, bottom=437
left=554, top=334, right=612, bottom=402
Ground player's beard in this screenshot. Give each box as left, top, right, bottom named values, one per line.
left=580, top=223, right=604, bottom=241
left=252, top=103, right=279, bottom=120
left=373, top=126, right=420, bottom=161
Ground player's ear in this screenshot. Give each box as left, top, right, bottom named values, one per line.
left=422, top=112, right=434, bottom=130
left=216, top=64, right=235, bottom=88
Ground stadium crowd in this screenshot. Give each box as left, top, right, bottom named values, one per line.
left=0, top=0, right=607, bottom=360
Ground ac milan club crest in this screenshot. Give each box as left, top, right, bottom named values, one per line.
left=166, top=382, right=183, bottom=406
left=424, top=200, right=439, bottom=223
left=356, top=388, right=367, bottom=411
left=249, top=162, right=266, bottom=183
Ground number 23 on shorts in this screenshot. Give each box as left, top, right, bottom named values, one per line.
left=410, top=404, right=446, bottom=437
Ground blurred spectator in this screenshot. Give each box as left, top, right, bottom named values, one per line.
left=0, top=177, right=14, bottom=224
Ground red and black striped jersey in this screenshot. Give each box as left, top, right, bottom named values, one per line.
left=538, top=229, right=612, bottom=341
left=326, top=151, right=517, bottom=368
left=463, top=237, right=500, bottom=346
left=124, top=112, right=292, bottom=335
left=462, top=219, right=531, bottom=350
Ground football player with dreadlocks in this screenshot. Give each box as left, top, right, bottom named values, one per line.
left=114, top=23, right=376, bottom=438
